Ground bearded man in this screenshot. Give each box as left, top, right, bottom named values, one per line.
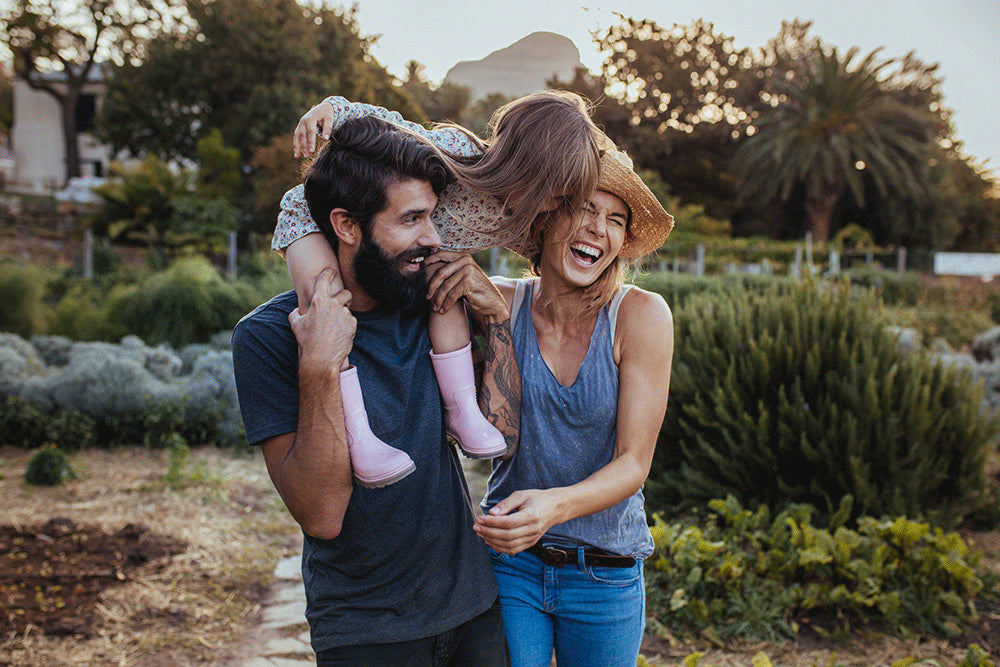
left=232, top=117, right=516, bottom=665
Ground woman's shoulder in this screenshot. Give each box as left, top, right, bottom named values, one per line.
left=616, top=285, right=673, bottom=338
left=490, top=276, right=527, bottom=308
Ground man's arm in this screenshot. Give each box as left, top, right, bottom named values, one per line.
left=262, top=270, right=356, bottom=540
left=425, top=253, right=520, bottom=458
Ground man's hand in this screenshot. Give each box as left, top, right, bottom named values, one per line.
left=425, top=251, right=509, bottom=323
left=288, top=268, right=355, bottom=373
left=292, top=101, right=336, bottom=158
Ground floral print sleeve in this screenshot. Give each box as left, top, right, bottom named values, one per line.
left=272, top=97, right=485, bottom=255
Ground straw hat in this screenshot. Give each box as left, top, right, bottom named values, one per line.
left=508, top=148, right=674, bottom=260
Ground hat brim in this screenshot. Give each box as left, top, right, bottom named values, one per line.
left=506, top=149, right=674, bottom=260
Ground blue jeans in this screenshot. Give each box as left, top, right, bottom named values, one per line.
left=315, top=598, right=508, bottom=666
left=488, top=546, right=645, bottom=667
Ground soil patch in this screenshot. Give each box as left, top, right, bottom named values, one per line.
left=0, top=446, right=300, bottom=666
left=1, top=518, right=187, bottom=637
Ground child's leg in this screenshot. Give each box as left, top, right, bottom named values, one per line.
left=428, top=301, right=471, bottom=354
left=286, top=233, right=414, bottom=486
left=286, top=233, right=349, bottom=372
left=429, top=303, right=506, bottom=459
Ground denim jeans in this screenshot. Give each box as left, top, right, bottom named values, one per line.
left=488, top=546, right=645, bottom=667
left=315, top=598, right=509, bottom=666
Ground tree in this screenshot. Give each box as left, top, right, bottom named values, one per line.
left=90, top=136, right=241, bottom=261
left=98, top=0, right=423, bottom=164
left=733, top=23, right=944, bottom=242
left=1, top=0, right=181, bottom=183
left=401, top=60, right=475, bottom=125
left=0, top=67, right=12, bottom=136
left=938, top=154, right=1000, bottom=251
left=558, top=18, right=762, bottom=221
left=248, top=134, right=302, bottom=235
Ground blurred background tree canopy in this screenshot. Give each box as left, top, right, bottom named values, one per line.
left=2, top=4, right=996, bottom=252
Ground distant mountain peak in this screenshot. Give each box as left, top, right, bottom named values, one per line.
left=444, top=31, right=584, bottom=100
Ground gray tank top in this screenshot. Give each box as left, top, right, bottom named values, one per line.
left=483, top=279, right=654, bottom=559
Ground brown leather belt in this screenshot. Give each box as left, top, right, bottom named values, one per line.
left=527, top=544, right=636, bottom=568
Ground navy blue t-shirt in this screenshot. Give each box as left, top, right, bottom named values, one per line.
left=232, top=291, right=496, bottom=651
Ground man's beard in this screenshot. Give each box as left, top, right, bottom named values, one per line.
left=352, top=235, right=432, bottom=312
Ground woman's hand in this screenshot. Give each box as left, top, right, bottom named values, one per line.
left=473, top=489, right=566, bottom=555
left=293, top=101, right=336, bottom=158
left=424, top=251, right=510, bottom=323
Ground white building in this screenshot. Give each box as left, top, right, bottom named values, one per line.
left=9, top=67, right=112, bottom=193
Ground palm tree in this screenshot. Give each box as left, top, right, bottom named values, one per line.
left=733, top=44, right=938, bottom=242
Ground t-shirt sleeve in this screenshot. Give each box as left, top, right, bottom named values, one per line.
left=231, top=307, right=300, bottom=446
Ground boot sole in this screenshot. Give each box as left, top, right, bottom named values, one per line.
left=448, top=431, right=506, bottom=460
left=354, top=460, right=417, bottom=488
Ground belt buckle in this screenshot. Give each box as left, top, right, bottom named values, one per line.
left=538, top=546, right=571, bottom=567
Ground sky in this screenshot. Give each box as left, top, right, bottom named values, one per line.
left=350, top=0, right=1000, bottom=177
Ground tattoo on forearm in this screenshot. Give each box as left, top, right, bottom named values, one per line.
left=480, top=318, right=520, bottom=456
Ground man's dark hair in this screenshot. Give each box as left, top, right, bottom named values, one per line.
left=303, top=117, right=450, bottom=249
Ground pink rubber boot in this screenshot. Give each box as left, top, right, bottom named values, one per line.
left=340, top=366, right=416, bottom=487
left=430, top=343, right=507, bottom=459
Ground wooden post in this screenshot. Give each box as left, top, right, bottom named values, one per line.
left=83, top=229, right=94, bottom=280
left=695, top=244, right=705, bottom=277
left=792, top=245, right=803, bottom=280
left=897, top=247, right=907, bottom=273
left=227, top=231, right=238, bottom=280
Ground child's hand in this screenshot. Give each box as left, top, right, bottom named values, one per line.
left=288, top=269, right=355, bottom=374
left=293, top=101, right=336, bottom=158
left=425, top=251, right=510, bottom=323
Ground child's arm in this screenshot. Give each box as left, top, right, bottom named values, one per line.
left=292, top=95, right=482, bottom=158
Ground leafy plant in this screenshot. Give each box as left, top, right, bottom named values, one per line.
left=649, top=279, right=997, bottom=527
left=645, top=497, right=992, bottom=642
left=0, top=263, right=47, bottom=338
left=25, top=446, right=77, bottom=486
left=163, top=434, right=191, bottom=487
left=109, top=257, right=255, bottom=347
left=46, top=409, right=97, bottom=452
left=0, top=394, right=50, bottom=448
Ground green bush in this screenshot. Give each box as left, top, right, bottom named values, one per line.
left=645, top=497, right=993, bottom=642
left=47, top=283, right=110, bottom=341
left=650, top=280, right=998, bottom=527
left=884, top=301, right=997, bottom=350
left=105, top=399, right=234, bottom=449
left=162, top=433, right=191, bottom=485
left=109, top=257, right=256, bottom=347
left=0, top=394, right=50, bottom=448
left=0, top=263, right=47, bottom=338
left=24, top=446, right=77, bottom=486
left=633, top=272, right=795, bottom=309
left=844, top=267, right=926, bottom=306
left=46, top=409, right=98, bottom=452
